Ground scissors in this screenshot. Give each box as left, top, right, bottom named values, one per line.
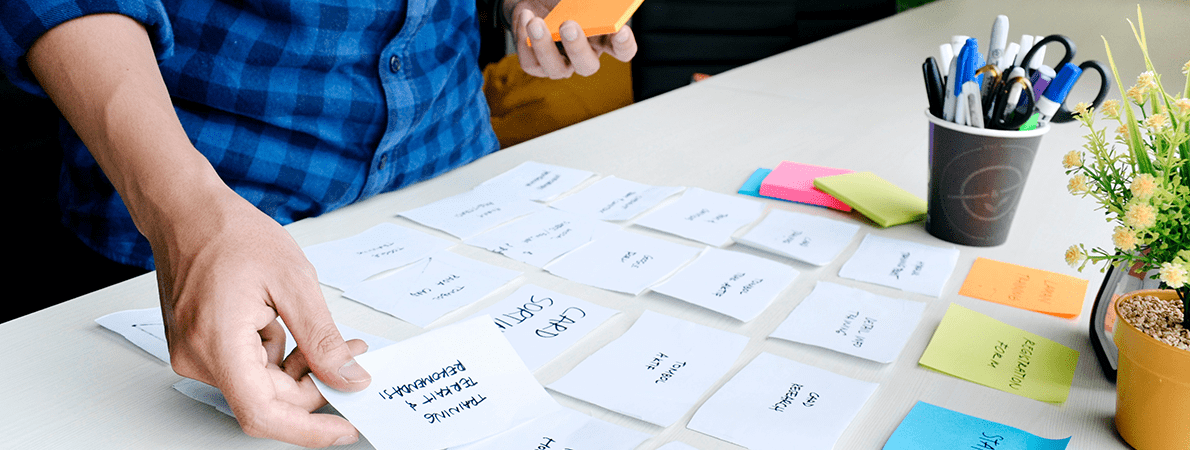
left=984, top=73, right=1037, bottom=130
left=1015, top=34, right=1110, bottom=123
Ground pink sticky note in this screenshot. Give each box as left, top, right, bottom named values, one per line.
left=759, top=161, right=853, bottom=211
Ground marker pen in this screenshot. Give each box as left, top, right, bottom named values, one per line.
left=987, top=15, right=1009, bottom=71
left=1030, top=65, right=1056, bottom=101
left=1025, top=38, right=1046, bottom=70
left=1000, top=42, right=1020, bottom=71
left=1003, top=67, right=1027, bottom=112
left=1013, top=34, right=1034, bottom=67
left=963, top=81, right=985, bottom=128
left=939, top=43, right=954, bottom=76
left=1037, top=63, right=1083, bottom=125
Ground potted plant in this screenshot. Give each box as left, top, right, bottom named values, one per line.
left=1061, top=8, right=1190, bottom=450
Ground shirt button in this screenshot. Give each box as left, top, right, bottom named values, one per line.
left=378, top=154, right=388, bottom=171
left=389, top=55, right=401, bottom=73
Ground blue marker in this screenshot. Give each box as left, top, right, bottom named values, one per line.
left=1036, top=63, right=1082, bottom=125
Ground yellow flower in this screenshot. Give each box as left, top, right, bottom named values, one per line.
left=1116, top=124, right=1129, bottom=137
left=1071, top=102, right=1092, bottom=117
left=1124, top=202, right=1157, bottom=229
left=1130, top=173, right=1157, bottom=199
left=1062, top=151, right=1083, bottom=169
left=1065, top=245, right=1086, bottom=268
left=1127, top=85, right=1146, bottom=104
left=1135, top=71, right=1157, bottom=90
left=1067, top=174, right=1089, bottom=194
left=1159, top=261, right=1188, bottom=289
left=1184, top=60, right=1190, bottom=75
left=1112, top=227, right=1138, bottom=252
left=1101, top=100, right=1121, bottom=119
left=1177, top=98, right=1190, bottom=114
left=1144, top=113, right=1168, bottom=129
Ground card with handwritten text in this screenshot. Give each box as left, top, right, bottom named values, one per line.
left=918, top=304, right=1079, bottom=403
left=688, top=352, right=878, bottom=450
left=652, top=247, right=799, bottom=322
left=469, top=284, right=618, bottom=371
left=449, top=408, right=650, bottom=450
left=399, top=189, right=546, bottom=239
left=771, top=282, right=925, bottom=363
left=735, top=209, right=861, bottom=266
left=838, top=234, right=959, bottom=297
left=634, top=187, right=764, bottom=246
left=549, top=176, right=684, bottom=221
left=959, top=258, right=1090, bottom=318
left=548, top=311, right=748, bottom=426
left=303, top=223, right=454, bottom=290
left=474, top=161, right=595, bottom=201
left=883, top=401, right=1070, bottom=450
left=316, top=316, right=560, bottom=450
left=544, top=230, right=701, bottom=295
left=465, top=208, right=620, bottom=268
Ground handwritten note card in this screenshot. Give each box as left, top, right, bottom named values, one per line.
left=770, top=282, right=926, bottom=363
left=343, top=251, right=521, bottom=327
left=95, top=307, right=171, bottom=363
left=464, top=208, right=620, bottom=267
left=449, top=408, right=650, bottom=450
left=687, top=352, right=878, bottom=450
left=549, top=176, right=684, bottom=221
left=959, top=258, right=1090, bottom=318
left=544, top=230, right=701, bottom=295
left=634, top=187, right=764, bottom=246
left=883, top=401, right=1071, bottom=450
left=918, top=304, right=1079, bottom=403
left=548, top=311, right=748, bottom=426
left=399, top=189, right=546, bottom=239
left=303, top=223, right=454, bottom=290
left=652, top=247, right=799, bottom=322
left=474, top=161, right=595, bottom=201
left=838, top=234, right=960, bottom=297
left=736, top=209, right=860, bottom=266
left=316, top=316, right=560, bottom=450
left=470, top=284, right=618, bottom=371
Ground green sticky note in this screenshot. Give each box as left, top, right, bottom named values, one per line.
left=918, top=303, right=1079, bottom=404
left=813, top=172, right=926, bottom=227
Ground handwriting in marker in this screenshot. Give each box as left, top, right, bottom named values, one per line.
left=491, top=295, right=555, bottom=331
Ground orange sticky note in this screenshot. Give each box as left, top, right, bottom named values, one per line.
left=959, top=258, right=1090, bottom=318
left=542, top=0, right=646, bottom=41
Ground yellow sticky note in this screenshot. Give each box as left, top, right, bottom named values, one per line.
left=918, top=304, right=1079, bottom=404
left=959, top=258, right=1089, bottom=318
left=543, top=0, right=646, bottom=41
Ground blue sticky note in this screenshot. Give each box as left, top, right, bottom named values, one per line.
left=738, top=168, right=772, bottom=197
left=884, top=402, right=1071, bottom=450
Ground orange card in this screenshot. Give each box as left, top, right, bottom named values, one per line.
left=959, top=257, right=1089, bottom=318
left=542, top=0, right=646, bottom=41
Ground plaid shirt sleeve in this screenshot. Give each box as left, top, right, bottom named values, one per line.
left=3, top=0, right=498, bottom=269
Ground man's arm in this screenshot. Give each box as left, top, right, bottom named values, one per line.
left=500, top=0, right=639, bottom=79
left=27, top=13, right=369, bottom=447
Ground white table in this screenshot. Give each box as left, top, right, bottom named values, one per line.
left=5, top=0, right=1188, bottom=447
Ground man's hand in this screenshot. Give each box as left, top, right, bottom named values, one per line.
left=508, top=0, right=639, bottom=79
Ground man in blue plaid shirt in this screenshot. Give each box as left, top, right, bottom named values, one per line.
left=1, top=0, right=635, bottom=445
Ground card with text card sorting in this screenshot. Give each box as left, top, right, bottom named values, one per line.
left=687, top=352, right=878, bottom=450
left=735, top=208, right=861, bottom=266
left=838, top=234, right=960, bottom=297
left=652, top=247, right=799, bottom=322
left=634, top=187, right=765, bottom=247
left=302, top=222, right=454, bottom=290
left=468, top=284, right=619, bottom=371
left=544, top=229, right=702, bottom=295
left=464, top=208, right=621, bottom=268
left=474, top=160, right=596, bottom=202
left=541, top=0, right=645, bottom=41
left=758, top=161, right=853, bottom=211
left=448, top=407, right=650, bottom=450
left=398, top=188, right=546, bottom=239
left=918, top=304, right=1079, bottom=404
left=547, top=310, right=749, bottom=427
left=315, top=316, right=561, bottom=450
left=343, top=251, right=521, bottom=327
left=770, top=281, right=926, bottom=364
left=959, top=257, right=1090, bottom=318
left=883, top=401, right=1070, bottom=450
left=549, top=176, right=685, bottom=221
left=813, top=171, right=927, bottom=228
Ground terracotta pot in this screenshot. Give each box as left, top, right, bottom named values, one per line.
left=1113, top=289, right=1190, bottom=450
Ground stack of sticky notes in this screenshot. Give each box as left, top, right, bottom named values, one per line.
left=739, top=162, right=927, bottom=228
left=758, top=161, right=854, bottom=211
left=543, top=0, right=645, bottom=41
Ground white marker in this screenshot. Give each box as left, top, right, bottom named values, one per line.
left=1000, top=42, right=1020, bottom=70
left=987, top=15, right=1009, bottom=70
left=1013, top=34, right=1034, bottom=67
left=939, top=43, right=954, bottom=77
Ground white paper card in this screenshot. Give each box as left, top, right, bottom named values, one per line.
left=687, top=352, right=878, bottom=450
left=548, top=311, right=748, bottom=426
left=96, top=307, right=171, bottom=363
left=316, top=316, right=560, bottom=450
left=771, top=282, right=926, bottom=363
left=545, top=230, right=701, bottom=295
left=634, top=187, right=764, bottom=246
left=464, top=208, right=620, bottom=267
left=736, top=209, right=861, bottom=266
left=344, top=251, right=521, bottom=327
left=656, top=442, right=699, bottom=450
left=449, top=408, right=650, bottom=450
left=303, top=223, right=454, bottom=290
left=470, top=284, right=618, bottom=371
left=550, top=176, right=684, bottom=221
left=475, top=161, right=596, bottom=201
left=652, top=248, right=799, bottom=322
left=837, top=234, right=960, bottom=297
left=399, top=189, right=546, bottom=239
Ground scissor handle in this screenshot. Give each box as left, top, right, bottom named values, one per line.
left=1050, top=60, right=1112, bottom=123
left=1020, top=34, right=1076, bottom=72
left=989, top=76, right=1036, bottom=130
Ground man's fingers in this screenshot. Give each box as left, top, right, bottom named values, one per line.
left=526, top=16, right=573, bottom=79
left=515, top=10, right=546, bottom=77
left=607, top=25, right=638, bottom=62
left=272, top=263, right=370, bottom=393
left=559, top=21, right=600, bottom=77
left=260, top=319, right=287, bottom=367
left=238, top=396, right=359, bottom=447
left=282, top=338, right=369, bottom=382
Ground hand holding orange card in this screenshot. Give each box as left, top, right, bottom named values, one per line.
left=959, top=257, right=1089, bottom=318
left=543, top=0, right=646, bottom=41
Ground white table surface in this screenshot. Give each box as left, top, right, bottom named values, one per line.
left=5, top=0, right=1188, bottom=448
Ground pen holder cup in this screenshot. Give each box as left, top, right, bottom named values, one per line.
left=924, top=110, right=1050, bottom=246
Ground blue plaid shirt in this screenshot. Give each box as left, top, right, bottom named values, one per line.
left=1, top=0, right=499, bottom=269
